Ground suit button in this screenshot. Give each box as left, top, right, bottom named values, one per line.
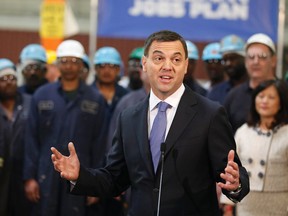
left=258, top=172, right=264, bottom=179
left=153, top=188, right=159, bottom=193
left=260, top=160, right=265, bottom=166
left=248, top=158, right=253, bottom=164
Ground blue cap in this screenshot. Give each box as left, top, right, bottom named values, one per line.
left=0, top=58, right=16, bottom=71
left=94, top=47, right=122, bottom=65
left=185, top=40, right=199, bottom=60
left=82, top=54, right=90, bottom=69
left=202, top=42, right=222, bottom=61
left=20, top=44, right=47, bottom=63
left=0, top=58, right=16, bottom=78
left=219, top=35, right=245, bottom=56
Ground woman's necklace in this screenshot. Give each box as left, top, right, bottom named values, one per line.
left=253, top=124, right=282, bottom=137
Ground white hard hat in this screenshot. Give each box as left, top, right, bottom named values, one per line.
left=56, top=40, right=85, bottom=58
left=246, top=33, right=275, bottom=53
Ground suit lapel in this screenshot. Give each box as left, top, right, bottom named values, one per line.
left=133, top=97, right=155, bottom=176
left=165, top=87, right=197, bottom=155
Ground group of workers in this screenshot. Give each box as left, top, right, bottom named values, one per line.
left=0, top=29, right=284, bottom=216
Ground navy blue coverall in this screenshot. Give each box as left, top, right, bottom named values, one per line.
left=23, top=81, right=109, bottom=216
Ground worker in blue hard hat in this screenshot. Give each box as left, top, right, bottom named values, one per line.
left=92, top=46, right=129, bottom=216
left=207, top=35, right=248, bottom=104
left=18, top=44, right=48, bottom=94
left=183, top=40, right=207, bottom=96
left=93, top=46, right=129, bottom=115
left=202, top=42, right=225, bottom=89
left=0, top=58, right=32, bottom=216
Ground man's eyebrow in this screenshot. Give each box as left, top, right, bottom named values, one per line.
left=152, top=50, right=164, bottom=55
left=152, top=50, right=183, bottom=56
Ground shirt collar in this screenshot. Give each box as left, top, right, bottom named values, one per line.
left=149, top=84, right=185, bottom=111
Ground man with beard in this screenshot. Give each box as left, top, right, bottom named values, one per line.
left=207, top=35, right=248, bottom=104
left=18, top=44, right=48, bottom=95
left=0, top=58, right=31, bottom=216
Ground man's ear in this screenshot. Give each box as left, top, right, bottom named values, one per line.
left=271, top=55, right=277, bottom=69
left=141, top=56, right=147, bottom=72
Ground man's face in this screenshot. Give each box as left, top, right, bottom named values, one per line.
left=245, top=43, right=276, bottom=81
left=95, top=63, right=120, bottom=85
left=22, top=61, right=47, bottom=88
left=57, top=57, right=83, bottom=81
left=0, top=74, right=17, bottom=100
left=204, top=59, right=224, bottom=83
left=127, top=59, right=143, bottom=90
left=222, top=53, right=245, bottom=79
left=142, top=40, right=188, bottom=100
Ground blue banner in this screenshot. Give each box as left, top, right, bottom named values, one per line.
left=97, top=0, right=279, bottom=42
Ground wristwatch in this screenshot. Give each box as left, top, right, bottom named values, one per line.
left=229, top=183, right=242, bottom=195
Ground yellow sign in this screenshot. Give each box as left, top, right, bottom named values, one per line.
left=40, top=1, right=65, bottom=38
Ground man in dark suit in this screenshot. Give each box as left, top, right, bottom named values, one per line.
left=51, top=30, right=249, bottom=216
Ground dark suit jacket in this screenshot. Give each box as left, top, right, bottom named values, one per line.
left=72, top=86, right=249, bottom=216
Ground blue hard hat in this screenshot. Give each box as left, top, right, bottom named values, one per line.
left=202, top=42, right=222, bottom=61
left=20, top=44, right=47, bottom=63
left=219, top=35, right=245, bottom=55
left=93, top=47, right=122, bottom=65
left=82, top=54, right=90, bottom=69
left=185, top=40, right=199, bottom=60
left=0, top=58, right=16, bottom=71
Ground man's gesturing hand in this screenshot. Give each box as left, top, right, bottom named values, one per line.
left=51, top=142, right=80, bottom=181
left=218, top=150, right=240, bottom=192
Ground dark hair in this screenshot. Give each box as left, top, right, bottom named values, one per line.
left=143, top=30, right=188, bottom=59
left=247, top=79, right=288, bottom=129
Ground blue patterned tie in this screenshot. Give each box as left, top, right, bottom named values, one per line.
left=150, top=101, right=170, bottom=172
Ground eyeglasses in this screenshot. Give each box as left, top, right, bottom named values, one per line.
left=205, top=59, right=222, bottom=64
left=96, top=64, right=119, bottom=69
left=0, top=75, right=17, bottom=82
left=22, top=63, right=45, bottom=74
left=58, top=57, right=82, bottom=65
left=246, top=53, right=271, bottom=61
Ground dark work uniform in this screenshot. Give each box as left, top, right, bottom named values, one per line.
left=23, top=81, right=109, bottom=216
left=207, top=80, right=234, bottom=105
left=223, top=82, right=253, bottom=133
left=0, top=92, right=31, bottom=216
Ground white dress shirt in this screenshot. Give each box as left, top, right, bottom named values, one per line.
left=148, top=84, right=185, bottom=140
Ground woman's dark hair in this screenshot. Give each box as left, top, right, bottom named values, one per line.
left=247, top=79, right=288, bottom=129
left=143, top=30, right=188, bottom=59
